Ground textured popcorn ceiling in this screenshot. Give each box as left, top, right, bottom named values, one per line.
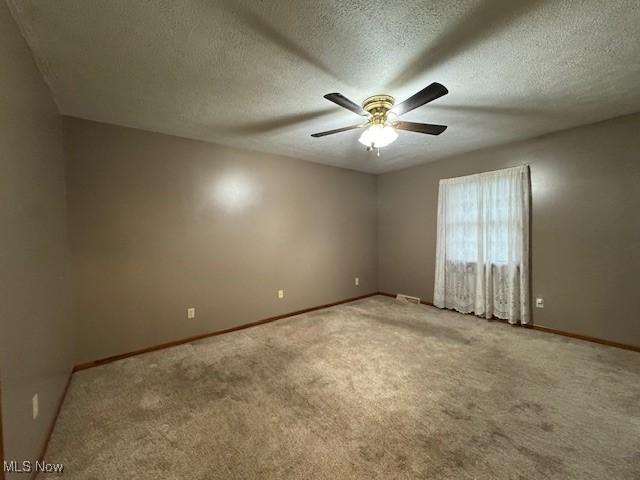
left=8, top=0, right=640, bottom=173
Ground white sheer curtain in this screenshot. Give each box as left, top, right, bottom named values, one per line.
left=433, top=165, right=530, bottom=324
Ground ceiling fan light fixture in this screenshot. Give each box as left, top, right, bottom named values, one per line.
left=358, top=124, right=398, bottom=148
left=311, top=83, right=448, bottom=146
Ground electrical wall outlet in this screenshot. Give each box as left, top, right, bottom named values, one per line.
left=32, top=393, right=39, bottom=420
left=355, top=277, right=360, bottom=286
left=535, top=297, right=544, bottom=308
left=187, top=307, right=195, bottom=319
left=278, top=289, right=284, bottom=299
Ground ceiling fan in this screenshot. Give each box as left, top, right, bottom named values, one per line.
left=311, top=82, right=448, bottom=154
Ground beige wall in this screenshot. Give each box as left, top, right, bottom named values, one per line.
left=377, top=113, right=640, bottom=347
left=65, top=118, right=378, bottom=364
left=0, top=2, right=73, bottom=475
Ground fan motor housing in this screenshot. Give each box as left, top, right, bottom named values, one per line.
left=362, top=95, right=395, bottom=125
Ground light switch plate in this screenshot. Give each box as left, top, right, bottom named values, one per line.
left=278, top=289, right=284, bottom=299
left=535, top=297, right=544, bottom=308
left=355, top=277, right=359, bottom=286
left=187, top=307, right=195, bottom=319
left=32, top=393, right=39, bottom=420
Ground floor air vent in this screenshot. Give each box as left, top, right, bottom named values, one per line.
left=396, top=294, right=421, bottom=304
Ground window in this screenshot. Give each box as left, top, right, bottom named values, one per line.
left=444, top=175, right=517, bottom=264
left=433, top=166, right=530, bottom=323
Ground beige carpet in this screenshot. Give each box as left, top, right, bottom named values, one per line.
left=41, top=296, right=640, bottom=479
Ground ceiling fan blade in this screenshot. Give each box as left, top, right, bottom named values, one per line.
left=391, top=83, right=448, bottom=116
left=310, top=124, right=365, bottom=137
left=395, top=121, right=447, bottom=135
left=323, top=93, right=367, bottom=116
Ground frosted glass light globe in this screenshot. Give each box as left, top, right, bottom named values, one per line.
left=358, top=124, right=398, bottom=148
